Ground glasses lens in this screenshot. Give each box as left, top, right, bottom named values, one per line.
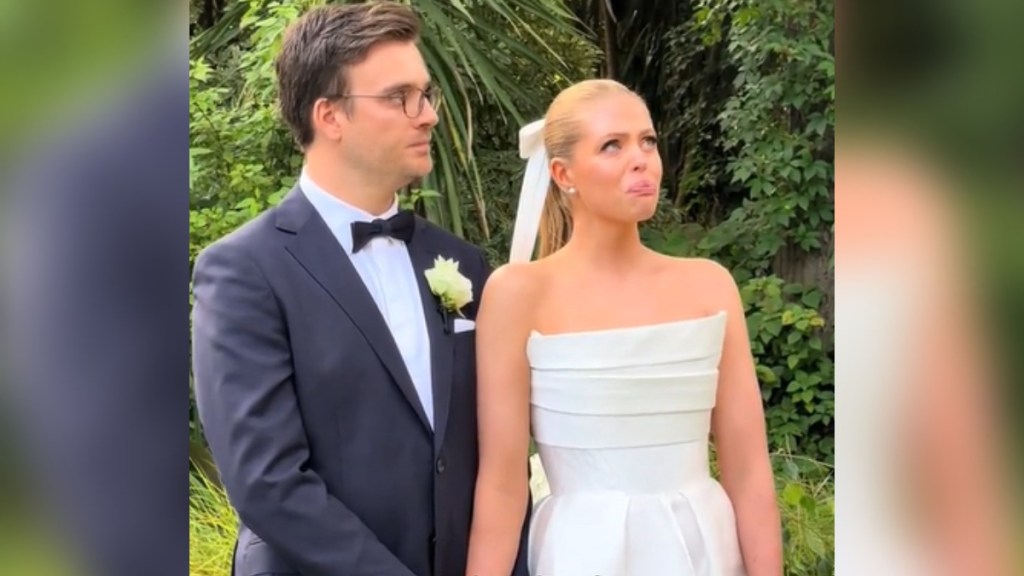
left=403, top=88, right=441, bottom=117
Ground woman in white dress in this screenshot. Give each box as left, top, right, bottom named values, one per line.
left=465, top=79, right=782, bottom=576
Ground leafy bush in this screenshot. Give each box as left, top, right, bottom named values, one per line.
left=773, top=451, right=834, bottom=575
left=742, top=277, right=833, bottom=462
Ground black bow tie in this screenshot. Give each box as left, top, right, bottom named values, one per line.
left=351, top=210, right=416, bottom=253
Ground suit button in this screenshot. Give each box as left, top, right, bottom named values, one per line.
left=436, top=457, right=446, bottom=473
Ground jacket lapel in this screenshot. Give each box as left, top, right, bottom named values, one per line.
left=275, top=187, right=433, bottom=433
left=407, top=220, right=456, bottom=452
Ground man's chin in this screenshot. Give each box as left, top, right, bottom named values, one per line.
left=405, top=160, right=433, bottom=183
left=396, top=170, right=432, bottom=192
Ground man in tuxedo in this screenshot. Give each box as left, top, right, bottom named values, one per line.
left=190, top=3, right=529, bottom=575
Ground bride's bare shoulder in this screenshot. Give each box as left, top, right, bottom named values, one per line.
left=479, top=259, right=549, bottom=315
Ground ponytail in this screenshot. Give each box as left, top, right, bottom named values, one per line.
left=537, top=181, right=572, bottom=259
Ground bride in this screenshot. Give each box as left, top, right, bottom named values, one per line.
left=464, top=78, right=783, bottom=576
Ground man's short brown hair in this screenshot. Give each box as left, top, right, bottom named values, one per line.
left=275, top=2, right=422, bottom=147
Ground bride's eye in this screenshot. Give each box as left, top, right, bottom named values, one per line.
left=601, top=139, right=621, bottom=152
left=642, top=135, right=658, bottom=147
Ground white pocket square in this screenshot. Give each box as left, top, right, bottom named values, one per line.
left=453, top=318, right=475, bottom=333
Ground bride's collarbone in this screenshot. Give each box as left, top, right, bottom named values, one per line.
left=531, top=271, right=722, bottom=334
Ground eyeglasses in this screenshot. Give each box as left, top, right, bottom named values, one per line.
left=326, top=86, right=442, bottom=118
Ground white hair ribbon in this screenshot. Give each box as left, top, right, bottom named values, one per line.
left=508, top=118, right=550, bottom=263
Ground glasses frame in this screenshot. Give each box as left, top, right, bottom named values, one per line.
left=325, top=85, right=442, bottom=118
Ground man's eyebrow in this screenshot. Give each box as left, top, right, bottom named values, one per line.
left=377, top=81, right=433, bottom=93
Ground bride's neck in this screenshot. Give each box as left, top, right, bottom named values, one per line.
left=561, top=216, right=648, bottom=272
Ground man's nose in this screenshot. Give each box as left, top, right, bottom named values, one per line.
left=414, top=98, right=439, bottom=128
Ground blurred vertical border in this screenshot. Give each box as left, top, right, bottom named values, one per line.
left=1, top=1, right=190, bottom=575
left=839, top=0, right=1023, bottom=573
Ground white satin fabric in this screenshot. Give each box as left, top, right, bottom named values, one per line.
left=526, top=312, right=746, bottom=576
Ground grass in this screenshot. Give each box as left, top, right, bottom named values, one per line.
left=189, top=464, right=237, bottom=576
left=771, top=452, right=835, bottom=576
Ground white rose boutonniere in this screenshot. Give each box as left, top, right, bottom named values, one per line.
left=424, top=256, right=473, bottom=324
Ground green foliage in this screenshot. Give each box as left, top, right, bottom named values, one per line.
left=189, top=43, right=297, bottom=266
left=695, top=0, right=834, bottom=267
left=773, top=451, right=835, bottom=575
left=647, top=0, right=834, bottom=277
left=742, top=277, right=833, bottom=462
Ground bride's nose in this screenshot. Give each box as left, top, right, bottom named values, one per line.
left=630, top=149, right=647, bottom=172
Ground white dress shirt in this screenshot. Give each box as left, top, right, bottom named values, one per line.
left=299, top=170, right=435, bottom=429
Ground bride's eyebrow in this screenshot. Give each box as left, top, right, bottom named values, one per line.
left=598, top=129, right=657, bottom=140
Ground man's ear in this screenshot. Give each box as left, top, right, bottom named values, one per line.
left=311, top=97, right=345, bottom=143
left=549, top=157, right=574, bottom=192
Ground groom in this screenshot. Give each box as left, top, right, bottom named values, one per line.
left=191, top=3, right=529, bottom=575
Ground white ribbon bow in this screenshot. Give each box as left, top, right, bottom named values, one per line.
left=508, top=119, right=550, bottom=263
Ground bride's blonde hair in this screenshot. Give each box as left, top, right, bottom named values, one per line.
left=537, top=79, right=643, bottom=258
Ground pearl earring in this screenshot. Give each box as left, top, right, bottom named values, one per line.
left=565, top=186, right=576, bottom=195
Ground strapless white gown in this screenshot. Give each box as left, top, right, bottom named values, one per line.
left=526, top=311, right=746, bottom=576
